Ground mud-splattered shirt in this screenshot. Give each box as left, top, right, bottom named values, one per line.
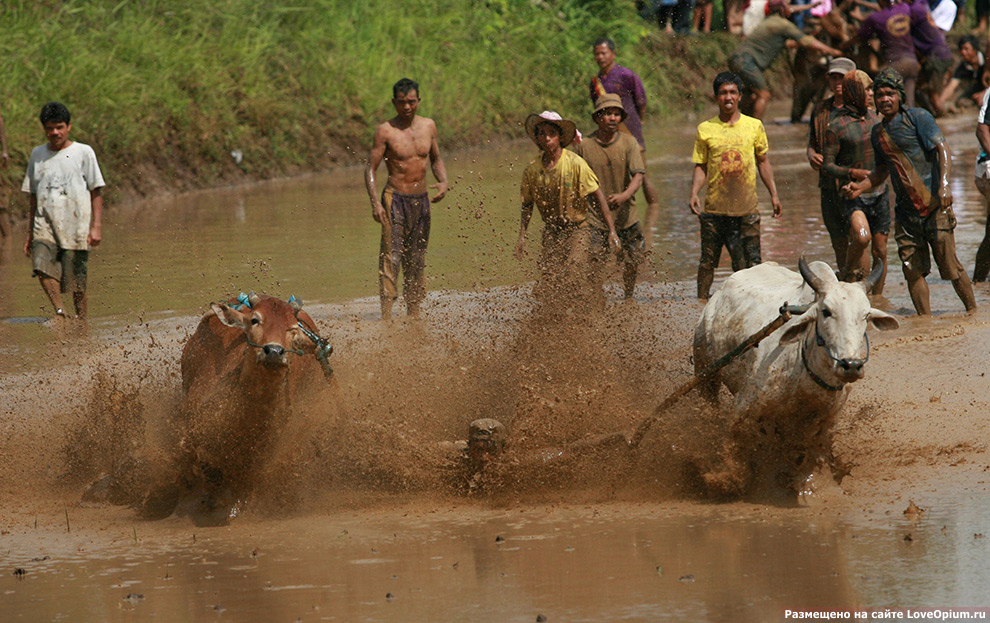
left=691, top=114, right=768, bottom=216
left=521, top=149, right=600, bottom=227
left=22, top=142, right=105, bottom=250
left=570, top=131, right=645, bottom=230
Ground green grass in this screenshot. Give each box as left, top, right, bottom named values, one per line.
left=0, top=0, right=742, bottom=210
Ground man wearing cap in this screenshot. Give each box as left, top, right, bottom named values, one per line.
left=807, top=57, right=857, bottom=274
left=570, top=93, right=647, bottom=300
left=727, top=0, right=843, bottom=120
left=365, top=77, right=449, bottom=320
left=515, top=111, right=621, bottom=310
left=843, top=68, right=976, bottom=315
left=690, top=71, right=783, bottom=300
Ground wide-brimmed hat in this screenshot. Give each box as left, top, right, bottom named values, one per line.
left=592, top=93, right=627, bottom=120
left=828, top=57, right=856, bottom=76
left=525, top=111, right=578, bottom=148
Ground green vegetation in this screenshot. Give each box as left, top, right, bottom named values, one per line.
left=1, top=0, right=740, bottom=209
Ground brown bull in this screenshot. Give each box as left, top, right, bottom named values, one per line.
left=143, top=292, right=334, bottom=522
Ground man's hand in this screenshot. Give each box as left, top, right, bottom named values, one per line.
left=841, top=181, right=863, bottom=200
left=514, top=234, right=527, bottom=260
left=0, top=152, right=9, bottom=169
left=372, top=202, right=386, bottom=224
left=939, top=187, right=953, bottom=209
left=689, top=195, right=702, bottom=216
left=807, top=148, right=823, bottom=171
left=608, top=231, right=621, bottom=255
left=606, top=192, right=629, bottom=207
left=88, top=225, right=102, bottom=247
left=771, top=195, right=782, bottom=218
left=430, top=181, right=449, bottom=203
left=23, top=233, right=32, bottom=257
left=849, top=168, right=869, bottom=181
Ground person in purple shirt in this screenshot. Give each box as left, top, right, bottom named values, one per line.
left=908, top=0, right=953, bottom=115
left=845, top=0, right=919, bottom=107
left=591, top=37, right=660, bottom=227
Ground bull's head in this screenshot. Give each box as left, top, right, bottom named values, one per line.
left=779, top=258, right=899, bottom=384
left=211, top=293, right=318, bottom=369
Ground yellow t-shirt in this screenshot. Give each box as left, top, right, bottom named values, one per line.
left=521, top=149, right=600, bottom=226
left=691, top=114, right=768, bottom=216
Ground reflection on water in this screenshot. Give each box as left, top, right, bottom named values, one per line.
left=3, top=478, right=990, bottom=622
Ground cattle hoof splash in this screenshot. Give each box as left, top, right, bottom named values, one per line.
left=692, top=258, right=898, bottom=499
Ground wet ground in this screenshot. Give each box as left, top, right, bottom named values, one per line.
left=3, top=107, right=990, bottom=620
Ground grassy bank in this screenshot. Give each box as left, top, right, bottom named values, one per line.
left=0, top=0, right=740, bottom=210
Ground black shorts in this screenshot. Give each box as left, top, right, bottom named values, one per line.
left=845, top=190, right=891, bottom=236
left=698, top=212, right=761, bottom=270
left=894, top=205, right=963, bottom=279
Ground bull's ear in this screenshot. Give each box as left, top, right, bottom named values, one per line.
left=778, top=313, right=815, bottom=344
left=868, top=308, right=899, bottom=331
left=211, top=302, right=250, bottom=329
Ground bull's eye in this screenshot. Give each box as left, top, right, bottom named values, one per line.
left=251, top=317, right=260, bottom=326
left=822, top=308, right=832, bottom=319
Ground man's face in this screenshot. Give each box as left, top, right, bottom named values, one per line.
left=961, top=42, right=979, bottom=65
left=392, top=89, right=420, bottom=120
left=44, top=121, right=71, bottom=151
left=593, top=44, right=615, bottom=71
left=866, top=85, right=875, bottom=109
left=594, top=107, right=623, bottom=133
left=536, top=122, right=562, bottom=153
left=828, top=72, right=845, bottom=97
left=874, top=86, right=901, bottom=117
left=716, top=82, right=741, bottom=115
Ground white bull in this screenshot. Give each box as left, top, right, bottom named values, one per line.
left=692, top=258, right=898, bottom=494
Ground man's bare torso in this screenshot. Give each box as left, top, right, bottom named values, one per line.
left=379, top=115, right=436, bottom=195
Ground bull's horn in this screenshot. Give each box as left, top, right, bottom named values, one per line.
left=862, top=258, right=885, bottom=293
left=247, top=291, right=261, bottom=307
left=798, top=256, right=825, bottom=293
left=289, top=297, right=303, bottom=313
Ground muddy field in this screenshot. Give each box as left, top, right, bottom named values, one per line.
left=4, top=108, right=990, bottom=619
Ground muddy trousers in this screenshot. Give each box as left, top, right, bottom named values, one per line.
left=379, top=189, right=431, bottom=317
left=697, top=212, right=761, bottom=298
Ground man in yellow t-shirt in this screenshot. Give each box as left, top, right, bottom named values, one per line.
left=515, top=110, right=620, bottom=310
left=689, top=71, right=782, bottom=300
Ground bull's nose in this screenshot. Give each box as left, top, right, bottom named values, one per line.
left=838, top=358, right=865, bottom=379
left=260, top=343, right=287, bottom=365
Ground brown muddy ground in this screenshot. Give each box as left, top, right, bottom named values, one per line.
left=2, top=280, right=990, bottom=621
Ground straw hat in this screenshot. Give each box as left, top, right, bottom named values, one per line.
left=525, top=111, right=578, bottom=148
left=592, top=93, right=627, bottom=120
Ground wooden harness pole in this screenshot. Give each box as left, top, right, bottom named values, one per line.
left=629, top=303, right=799, bottom=449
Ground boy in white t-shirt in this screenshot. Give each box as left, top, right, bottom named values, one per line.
left=22, top=102, right=105, bottom=321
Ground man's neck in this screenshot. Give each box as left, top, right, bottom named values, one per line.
left=595, top=128, right=617, bottom=144
left=599, top=61, right=616, bottom=76
left=541, top=146, right=563, bottom=167
left=718, top=110, right=741, bottom=124
left=392, top=114, right=416, bottom=130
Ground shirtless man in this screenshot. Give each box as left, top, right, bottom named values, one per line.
left=365, top=78, right=449, bottom=319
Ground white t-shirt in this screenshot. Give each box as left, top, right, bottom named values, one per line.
left=22, top=141, right=106, bottom=250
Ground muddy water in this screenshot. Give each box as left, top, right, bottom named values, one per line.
left=3, top=107, right=990, bottom=620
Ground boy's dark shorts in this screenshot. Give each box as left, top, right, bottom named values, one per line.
left=32, top=240, right=88, bottom=293
left=698, top=211, right=761, bottom=270
left=845, top=190, right=891, bottom=236
left=894, top=205, right=962, bottom=280
left=821, top=185, right=846, bottom=242
left=592, top=222, right=646, bottom=266
left=728, top=52, right=768, bottom=92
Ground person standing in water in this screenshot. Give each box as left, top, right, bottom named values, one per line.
left=365, top=78, right=449, bottom=320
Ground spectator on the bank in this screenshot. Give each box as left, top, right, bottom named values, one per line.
left=844, top=0, right=920, bottom=107
left=0, top=101, right=11, bottom=238
left=693, top=0, right=713, bottom=33
left=937, top=36, right=987, bottom=115
left=674, top=0, right=697, bottom=33
left=909, top=0, right=954, bottom=116
left=977, top=0, right=989, bottom=35
left=927, top=0, right=957, bottom=32
left=729, top=0, right=842, bottom=119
